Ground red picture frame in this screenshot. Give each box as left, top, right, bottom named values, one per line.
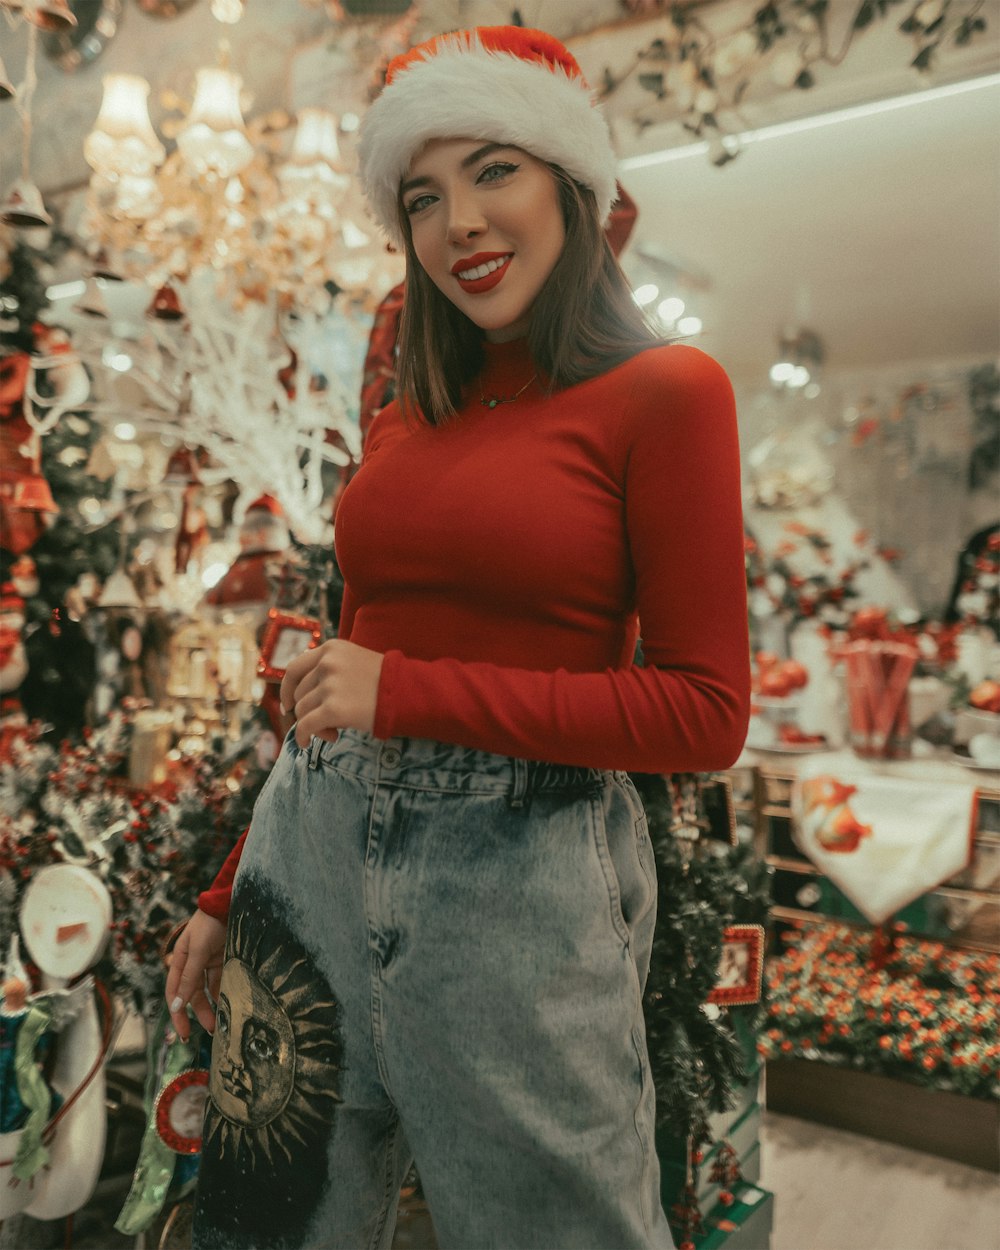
left=707, top=923, right=765, bottom=1006
left=257, top=610, right=322, bottom=683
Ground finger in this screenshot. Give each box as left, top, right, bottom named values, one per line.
left=292, top=683, right=328, bottom=723
left=169, top=997, right=191, bottom=1042
left=279, top=646, right=322, bottom=713
left=294, top=704, right=343, bottom=748
left=165, top=933, right=189, bottom=1007
left=169, top=953, right=214, bottom=1037
left=290, top=662, right=325, bottom=702
left=189, top=986, right=218, bottom=1036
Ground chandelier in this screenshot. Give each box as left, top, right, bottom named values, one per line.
left=0, top=1, right=413, bottom=542
left=79, top=57, right=399, bottom=315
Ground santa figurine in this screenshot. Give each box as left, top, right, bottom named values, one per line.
left=203, top=494, right=290, bottom=631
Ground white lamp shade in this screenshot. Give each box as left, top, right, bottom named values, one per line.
left=177, top=67, right=253, bottom=178
left=278, top=108, right=348, bottom=208
left=84, top=75, right=165, bottom=178
left=290, top=108, right=340, bottom=166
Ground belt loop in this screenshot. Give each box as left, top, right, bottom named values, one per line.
left=508, top=756, right=529, bottom=809
left=307, top=737, right=323, bottom=770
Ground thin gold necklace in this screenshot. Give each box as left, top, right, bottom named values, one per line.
left=478, top=374, right=537, bottom=409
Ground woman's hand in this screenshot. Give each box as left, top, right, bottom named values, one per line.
left=280, top=639, right=384, bottom=749
left=165, top=910, right=227, bottom=1042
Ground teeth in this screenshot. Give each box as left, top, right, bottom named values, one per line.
left=458, top=255, right=510, bottom=281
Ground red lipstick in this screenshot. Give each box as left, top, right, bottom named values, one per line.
left=452, top=252, right=513, bottom=294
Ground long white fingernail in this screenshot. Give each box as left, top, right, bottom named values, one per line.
left=170, top=996, right=183, bottom=1012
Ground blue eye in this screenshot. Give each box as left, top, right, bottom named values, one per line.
left=478, top=161, right=518, bottom=183
left=405, top=193, right=436, bottom=215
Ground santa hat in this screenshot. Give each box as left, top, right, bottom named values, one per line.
left=358, top=26, right=618, bottom=249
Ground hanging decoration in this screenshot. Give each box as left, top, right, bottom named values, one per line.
left=596, top=0, right=990, bottom=164
left=74, top=3, right=403, bottom=314
left=41, top=0, right=124, bottom=71
left=0, top=344, right=61, bottom=557
left=67, top=277, right=361, bottom=542
left=0, top=21, right=52, bottom=229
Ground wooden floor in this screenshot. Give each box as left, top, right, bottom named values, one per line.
left=761, top=1111, right=1000, bottom=1250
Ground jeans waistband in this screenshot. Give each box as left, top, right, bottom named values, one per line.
left=307, top=729, right=611, bottom=806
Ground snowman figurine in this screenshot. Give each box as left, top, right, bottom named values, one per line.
left=0, top=865, right=112, bottom=1220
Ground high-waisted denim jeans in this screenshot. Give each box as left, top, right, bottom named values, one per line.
left=193, top=729, right=675, bottom=1250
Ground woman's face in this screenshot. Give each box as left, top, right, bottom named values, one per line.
left=401, top=138, right=565, bottom=343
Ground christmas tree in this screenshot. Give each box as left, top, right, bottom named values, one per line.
left=1, top=235, right=118, bottom=738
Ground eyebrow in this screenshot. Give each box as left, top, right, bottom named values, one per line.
left=399, top=142, right=514, bottom=197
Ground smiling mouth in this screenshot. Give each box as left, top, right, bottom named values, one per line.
left=454, top=254, right=513, bottom=294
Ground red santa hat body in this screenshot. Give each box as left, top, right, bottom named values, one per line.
left=358, top=26, right=618, bottom=249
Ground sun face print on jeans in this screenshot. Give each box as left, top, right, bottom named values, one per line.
left=195, top=873, right=342, bottom=1250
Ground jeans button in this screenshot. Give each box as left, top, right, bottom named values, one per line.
left=381, top=747, right=401, bottom=768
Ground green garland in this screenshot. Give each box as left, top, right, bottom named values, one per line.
left=633, top=772, right=772, bottom=1137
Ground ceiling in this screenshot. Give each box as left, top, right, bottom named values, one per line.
left=619, top=73, right=1000, bottom=383
left=1, top=0, right=998, bottom=386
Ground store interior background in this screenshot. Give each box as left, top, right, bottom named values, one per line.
left=3, top=0, right=998, bottom=616
left=0, top=1, right=998, bottom=1249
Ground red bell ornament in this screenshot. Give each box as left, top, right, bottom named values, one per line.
left=146, top=282, right=185, bottom=321
left=7, top=0, right=78, bottom=31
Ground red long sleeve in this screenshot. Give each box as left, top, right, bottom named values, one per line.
left=363, top=342, right=749, bottom=771
left=198, top=829, right=246, bottom=919
left=200, top=338, right=750, bottom=919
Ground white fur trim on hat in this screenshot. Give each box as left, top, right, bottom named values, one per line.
left=358, top=32, right=618, bottom=248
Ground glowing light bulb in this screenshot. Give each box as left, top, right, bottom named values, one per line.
left=657, top=296, right=685, bottom=322
left=632, top=283, right=659, bottom=307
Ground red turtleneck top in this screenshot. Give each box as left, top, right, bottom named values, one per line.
left=198, top=338, right=750, bottom=919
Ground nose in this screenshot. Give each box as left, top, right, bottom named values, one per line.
left=445, top=187, right=487, bottom=245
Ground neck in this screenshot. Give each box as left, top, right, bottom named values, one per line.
left=474, top=335, right=537, bottom=409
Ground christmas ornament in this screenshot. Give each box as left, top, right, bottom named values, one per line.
left=155, top=1068, right=209, bottom=1154
left=24, top=326, right=90, bottom=435
left=72, top=277, right=110, bottom=319
left=9, top=0, right=79, bottom=33
left=115, top=1010, right=209, bottom=1235
left=0, top=179, right=52, bottom=229
left=0, top=349, right=59, bottom=555
left=175, top=480, right=208, bottom=574
left=147, top=282, right=184, bottom=322
left=204, top=494, right=291, bottom=625
left=9, top=556, right=39, bottom=597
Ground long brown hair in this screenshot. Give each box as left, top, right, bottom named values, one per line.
left=394, top=163, right=662, bottom=425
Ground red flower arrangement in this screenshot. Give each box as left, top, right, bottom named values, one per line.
left=759, top=922, right=1000, bottom=1099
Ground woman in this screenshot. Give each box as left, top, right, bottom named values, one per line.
left=167, top=26, right=750, bottom=1250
